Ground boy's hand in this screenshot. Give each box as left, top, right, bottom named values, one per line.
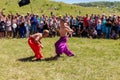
left=41, top=45, right=44, bottom=49
left=39, top=44, right=44, bottom=49
left=38, top=43, right=44, bottom=49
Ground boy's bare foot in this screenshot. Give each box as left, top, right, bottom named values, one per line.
left=36, top=59, right=41, bottom=61
left=69, top=54, right=75, bottom=57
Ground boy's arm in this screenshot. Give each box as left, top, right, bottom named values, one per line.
left=40, top=44, right=44, bottom=48
left=38, top=41, right=44, bottom=48
left=64, top=23, right=73, bottom=33
left=34, top=33, right=42, bottom=42
left=65, top=26, right=73, bottom=33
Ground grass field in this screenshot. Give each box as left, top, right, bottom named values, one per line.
left=0, top=0, right=120, bottom=16
left=0, top=37, right=120, bottom=80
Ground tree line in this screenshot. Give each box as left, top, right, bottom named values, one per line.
left=74, top=1, right=120, bottom=8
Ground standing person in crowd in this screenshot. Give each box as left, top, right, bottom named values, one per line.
left=89, top=19, right=96, bottom=38
left=38, top=19, right=44, bottom=33
left=5, top=15, right=12, bottom=38
left=30, top=14, right=37, bottom=34
left=84, top=14, right=90, bottom=30
left=48, top=17, right=53, bottom=37
left=96, top=19, right=102, bottom=38
left=19, top=16, right=26, bottom=38
left=69, top=16, right=75, bottom=37
left=28, top=30, right=49, bottom=61
left=36, top=15, right=41, bottom=33
left=80, top=24, right=89, bottom=38
left=0, top=14, right=5, bottom=38
left=118, top=24, right=120, bottom=38
left=83, top=14, right=89, bottom=37
left=101, top=15, right=107, bottom=38
left=24, top=16, right=31, bottom=38
left=50, top=20, right=57, bottom=37
left=75, top=17, right=79, bottom=36
left=111, top=18, right=119, bottom=36
left=78, top=17, right=84, bottom=37
left=70, top=16, right=75, bottom=29
left=43, top=20, right=49, bottom=30
left=118, top=17, right=120, bottom=38
left=12, top=16, right=18, bottom=38
left=55, top=19, right=74, bottom=58
left=105, top=16, right=113, bottom=39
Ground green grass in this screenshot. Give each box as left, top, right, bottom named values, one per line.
left=0, top=37, right=120, bottom=80
left=0, top=0, right=120, bottom=16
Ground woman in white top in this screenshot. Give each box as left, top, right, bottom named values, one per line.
left=12, top=16, right=18, bottom=38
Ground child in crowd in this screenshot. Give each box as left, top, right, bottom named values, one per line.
left=28, top=30, right=49, bottom=61
left=55, top=19, right=74, bottom=58
left=96, top=19, right=102, bottom=38
left=92, top=28, right=97, bottom=38
left=111, top=30, right=117, bottom=40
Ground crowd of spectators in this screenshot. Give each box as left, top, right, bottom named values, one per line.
left=0, top=10, right=120, bottom=40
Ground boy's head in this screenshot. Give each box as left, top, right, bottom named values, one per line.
left=42, top=30, right=49, bottom=37
left=60, top=19, right=69, bottom=28
left=60, top=19, right=65, bottom=27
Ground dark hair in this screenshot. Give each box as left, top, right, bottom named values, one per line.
left=60, top=19, right=65, bottom=23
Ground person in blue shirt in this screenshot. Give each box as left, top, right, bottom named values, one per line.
left=30, top=14, right=37, bottom=34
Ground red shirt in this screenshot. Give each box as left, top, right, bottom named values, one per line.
left=84, top=17, right=89, bottom=27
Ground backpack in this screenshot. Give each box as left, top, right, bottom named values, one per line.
left=0, top=21, right=5, bottom=32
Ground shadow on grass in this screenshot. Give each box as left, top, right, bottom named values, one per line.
left=43, top=55, right=60, bottom=61
left=17, top=56, right=36, bottom=62
left=17, top=55, right=60, bottom=62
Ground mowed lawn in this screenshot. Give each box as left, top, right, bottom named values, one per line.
left=0, top=37, right=120, bottom=80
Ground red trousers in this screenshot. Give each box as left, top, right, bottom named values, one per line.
left=28, top=37, right=43, bottom=59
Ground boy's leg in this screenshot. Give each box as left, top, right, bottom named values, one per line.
left=34, top=45, right=42, bottom=60
left=28, top=38, right=42, bottom=59
left=28, top=38, right=37, bottom=54
left=64, top=45, right=74, bottom=57
left=55, top=42, right=63, bottom=56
